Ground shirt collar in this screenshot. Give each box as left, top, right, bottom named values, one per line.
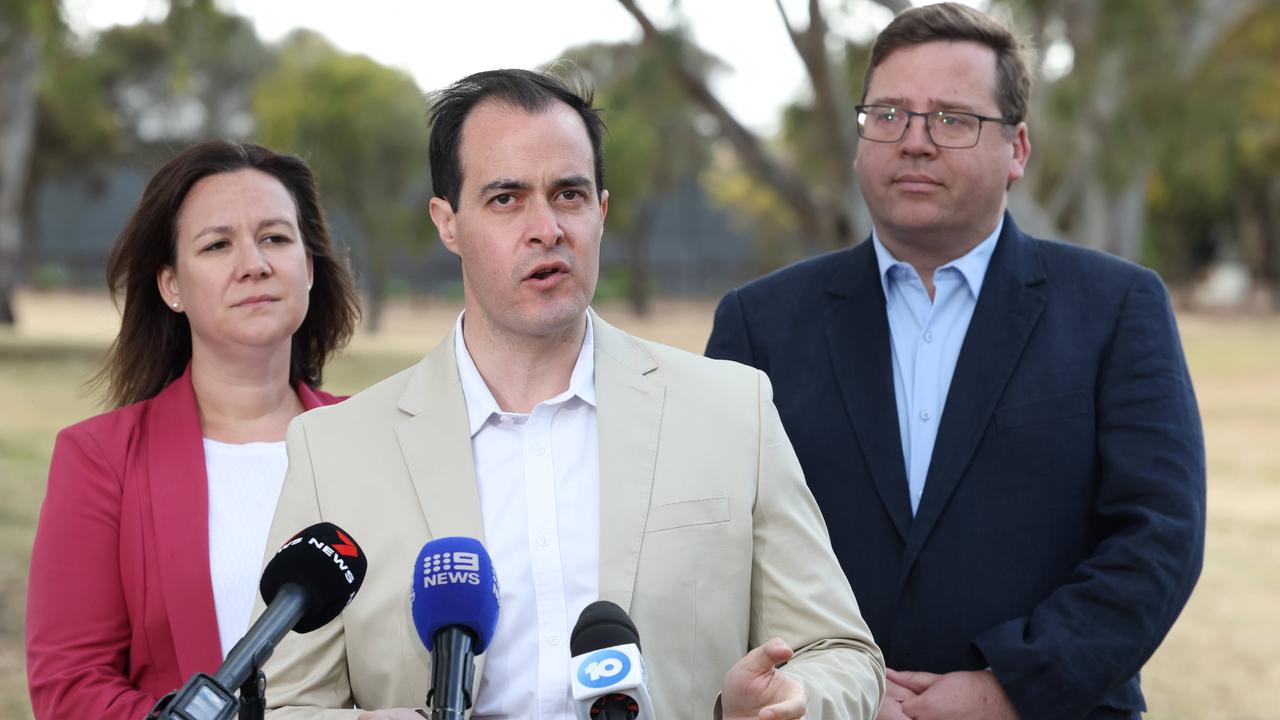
left=453, top=311, right=597, bottom=438
left=871, top=217, right=1003, bottom=299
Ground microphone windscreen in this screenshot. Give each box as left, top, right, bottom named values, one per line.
left=410, top=537, right=500, bottom=653
left=570, top=600, right=641, bottom=656
left=259, top=522, right=368, bottom=633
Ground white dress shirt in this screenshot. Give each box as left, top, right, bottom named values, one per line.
left=453, top=312, right=601, bottom=720
left=204, top=438, right=289, bottom=659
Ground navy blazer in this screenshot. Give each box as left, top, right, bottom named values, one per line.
left=706, top=214, right=1205, bottom=720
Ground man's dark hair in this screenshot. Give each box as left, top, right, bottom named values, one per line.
left=427, top=68, right=606, bottom=211
left=863, top=2, right=1033, bottom=125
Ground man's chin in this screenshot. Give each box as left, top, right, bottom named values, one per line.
left=516, top=303, right=590, bottom=339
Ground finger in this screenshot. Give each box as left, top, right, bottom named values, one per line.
left=887, top=669, right=940, bottom=694
left=759, top=693, right=807, bottom=720
left=875, top=696, right=913, bottom=720
left=901, top=693, right=930, bottom=719
left=883, top=678, right=918, bottom=702
left=738, top=638, right=795, bottom=676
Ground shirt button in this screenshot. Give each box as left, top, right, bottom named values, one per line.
left=924, top=331, right=935, bottom=343
left=532, top=444, right=546, bottom=456
left=537, top=534, right=551, bottom=548
left=548, top=634, right=561, bottom=646
left=920, top=411, right=932, bottom=421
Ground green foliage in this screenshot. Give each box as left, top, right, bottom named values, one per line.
left=89, top=0, right=274, bottom=146
left=253, top=30, right=433, bottom=327
left=253, top=30, right=430, bottom=249
left=1149, top=2, right=1280, bottom=276
left=254, top=31, right=428, bottom=216
left=702, top=158, right=803, bottom=272
left=557, top=37, right=713, bottom=237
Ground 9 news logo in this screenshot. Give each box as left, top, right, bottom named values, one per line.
left=420, top=551, right=482, bottom=587
left=576, top=648, right=631, bottom=689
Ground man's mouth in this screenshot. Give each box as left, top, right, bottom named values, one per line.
left=526, top=262, right=569, bottom=281
left=893, top=172, right=943, bottom=189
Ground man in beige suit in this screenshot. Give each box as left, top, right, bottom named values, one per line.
left=261, top=69, right=884, bottom=720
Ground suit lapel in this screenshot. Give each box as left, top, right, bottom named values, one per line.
left=591, top=311, right=664, bottom=613
left=824, top=241, right=913, bottom=542
left=394, top=332, right=486, bottom=543
left=146, top=366, right=224, bottom=677
left=899, top=217, right=1047, bottom=587
left=393, top=332, right=487, bottom=686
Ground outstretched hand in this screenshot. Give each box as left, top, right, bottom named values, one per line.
left=721, top=637, right=808, bottom=720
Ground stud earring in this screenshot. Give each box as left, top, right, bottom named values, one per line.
left=172, top=302, right=180, bottom=309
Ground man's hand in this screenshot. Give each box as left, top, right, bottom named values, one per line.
left=892, top=669, right=1018, bottom=720
left=874, top=669, right=921, bottom=720
left=721, top=637, right=808, bottom=720
left=356, top=709, right=424, bottom=719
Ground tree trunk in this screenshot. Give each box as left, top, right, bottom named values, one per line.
left=364, top=230, right=388, bottom=334
left=625, top=198, right=658, bottom=317
left=1109, top=165, right=1150, bottom=262
left=0, top=31, right=41, bottom=325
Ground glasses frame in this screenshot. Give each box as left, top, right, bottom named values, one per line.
left=854, top=104, right=1015, bottom=149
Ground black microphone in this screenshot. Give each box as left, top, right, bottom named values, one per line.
left=146, top=522, right=368, bottom=720
left=569, top=601, right=654, bottom=720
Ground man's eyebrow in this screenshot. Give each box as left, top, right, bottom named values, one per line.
left=865, top=96, right=983, bottom=114
left=478, top=178, right=530, bottom=197
left=552, top=175, right=594, bottom=192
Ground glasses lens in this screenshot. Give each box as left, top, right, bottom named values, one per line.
left=928, top=113, right=980, bottom=148
left=858, top=106, right=905, bottom=142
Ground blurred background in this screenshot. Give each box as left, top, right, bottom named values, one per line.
left=1, top=0, right=1277, bottom=718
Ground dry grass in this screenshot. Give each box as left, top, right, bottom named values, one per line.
left=1, top=291, right=1276, bottom=719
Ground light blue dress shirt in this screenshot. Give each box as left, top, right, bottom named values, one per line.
left=872, top=220, right=1002, bottom=515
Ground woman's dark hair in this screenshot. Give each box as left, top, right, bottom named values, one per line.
left=95, top=140, right=360, bottom=408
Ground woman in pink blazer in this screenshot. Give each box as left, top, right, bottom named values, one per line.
left=25, top=141, right=360, bottom=719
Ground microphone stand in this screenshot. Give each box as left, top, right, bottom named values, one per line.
left=238, top=666, right=266, bottom=720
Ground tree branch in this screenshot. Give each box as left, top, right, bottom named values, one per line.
left=616, top=0, right=833, bottom=248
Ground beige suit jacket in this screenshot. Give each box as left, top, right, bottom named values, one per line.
left=260, top=311, right=884, bottom=719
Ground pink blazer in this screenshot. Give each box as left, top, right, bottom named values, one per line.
left=25, top=365, right=341, bottom=720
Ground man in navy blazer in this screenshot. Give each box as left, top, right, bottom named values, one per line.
left=706, top=4, right=1205, bottom=719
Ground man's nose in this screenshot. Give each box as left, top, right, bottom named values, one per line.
left=526, top=197, right=564, bottom=246
left=899, top=114, right=938, bottom=156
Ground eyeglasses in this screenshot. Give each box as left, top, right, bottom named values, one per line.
left=855, top=104, right=1014, bottom=149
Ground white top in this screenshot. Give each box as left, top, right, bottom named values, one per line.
left=204, top=438, right=289, bottom=660
left=454, top=312, right=601, bottom=720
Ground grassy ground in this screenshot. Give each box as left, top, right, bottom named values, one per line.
left=1, top=291, right=1276, bottom=719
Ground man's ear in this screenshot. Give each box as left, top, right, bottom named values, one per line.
left=429, top=197, right=460, bottom=257
left=1007, top=122, right=1031, bottom=186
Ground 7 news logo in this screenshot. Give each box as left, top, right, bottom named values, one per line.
left=421, top=551, right=481, bottom=587
left=281, top=531, right=359, bottom=584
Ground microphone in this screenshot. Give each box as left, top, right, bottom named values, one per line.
left=410, top=537, right=500, bottom=720
left=569, top=600, right=655, bottom=720
left=147, top=522, right=367, bottom=720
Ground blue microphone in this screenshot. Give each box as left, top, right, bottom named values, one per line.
left=410, top=537, right=500, bottom=720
